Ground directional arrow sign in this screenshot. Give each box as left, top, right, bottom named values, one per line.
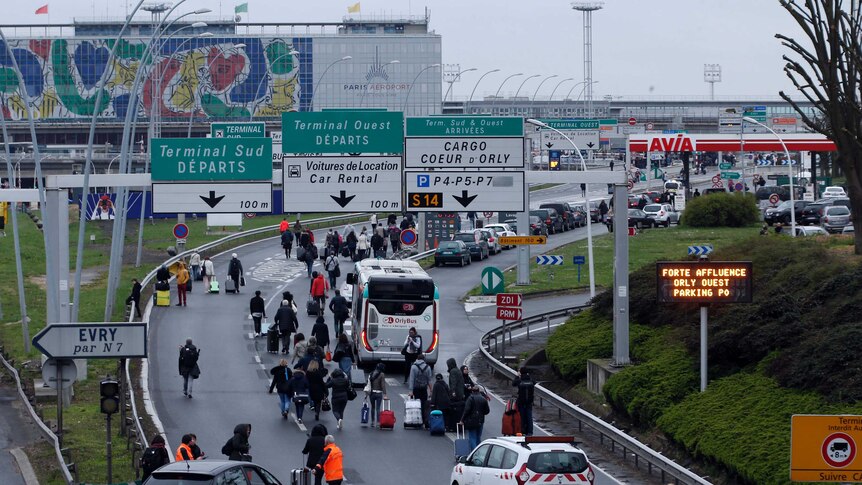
left=32, top=322, right=147, bottom=359
left=687, top=245, right=714, bottom=256
left=535, top=255, right=564, bottom=265
left=499, top=236, right=547, bottom=245
left=496, top=307, right=523, bottom=321
left=540, top=129, right=600, bottom=151
left=283, top=155, right=402, bottom=213
left=496, top=293, right=523, bottom=308
left=720, top=172, right=741, bottom=179
left=152, top=182, right=272, bottom=214
left=405, top=170, right=525, bottom=212
left=481, top=267, right=505, bottom=295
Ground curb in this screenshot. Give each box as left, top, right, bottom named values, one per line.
left=10, top=447, right=39, bottom=485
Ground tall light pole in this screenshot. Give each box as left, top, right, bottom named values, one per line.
left=572, top=2, right=603, bottom=118
left=529, top=74, right=558, bottom=116
left=443, top=67, right=476, bottom=104
left=311, top=56, right=352, bottom=111
left=512, top=74, right=541, bottom=115
left=359, top=59, right=400, bottom=108
left=744, top=116, right=797, bottom=236
left=403, top=64, right=441, bottom=114
left=704, top=64, right=721, bottom=101
left=490, top=73, right=523, bottom=113
left=468, top=69, right=501, bottom=112
left=527, top=118, right=596, bottom=299
left=548, top=77, right=575, bottom=103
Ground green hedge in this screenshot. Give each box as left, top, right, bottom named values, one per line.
left=681, top=192, right=760, bottom=227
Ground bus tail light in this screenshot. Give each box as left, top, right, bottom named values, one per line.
left=426, top=330, right=439, bottom=353
left=361, top=330, right=373, bottom=351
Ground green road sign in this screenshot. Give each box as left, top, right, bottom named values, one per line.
left=653, top=168, right=664, bottom=179
left=481, top=266, right=505, bottom=295
left=210, top=122, right=265, bottom=138
left=721, top=171, right=741, bottom=179
left=719, top=162, right=733, bottom=170
left=406, top=116, right=524, bottom=137
left=536, top=119, right=600, bottom=130
left=151, top=138, right=273, bottom=181
left=282, top=111, right=404, bottom=154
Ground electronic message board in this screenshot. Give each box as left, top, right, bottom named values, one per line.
left=656, top=261, right=753, bottom=303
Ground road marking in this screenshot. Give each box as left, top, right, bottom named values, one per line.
left=385, top=378, right=401, bottom=387
left=254, top=356, right=261, bottom=363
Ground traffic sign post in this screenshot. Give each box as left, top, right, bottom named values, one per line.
left=405, top=171, right=525, bottom=212
left=499, top=235, right=547, bottom=246
left=538, top=119, right=601, bottom=151
left=573, top=255, right=586, bottom=282
left=481, top=267, right=505, bottom=295
left=769, top=193, right=781, bottom=206
left=173, top=223, right=189, bottom=251
left=210, top=122, right=265, bottom=139
left=153, top=182, right=273, bottom=214
left=32, top=323, right=148, bottom=359
left=495, top=292, right=523, bottom=359
left=791, top=415, right=862, bottom=482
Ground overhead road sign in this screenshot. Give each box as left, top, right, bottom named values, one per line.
left=499, top=235, right=547, bottom=246
left=536, top=255, right=564, bottom=265
left=406, top=116, right=524, bottom=137
left=791, top=415, right=862, bottom=482
left=153, top=182, right=273, bottom=214
left=656, top=261, right=753, bottom=303
left=211, top=122, right=265, bottom=138
left=404, top=170, right=525, bottom=212
left=32, top=322, right=147, bottom=359
left=404, top=137, right=524, bottom=168
left=481, top=267, right=506, bottom=295
left=539, top=127, right=600, bottom=151
left=721, top=172, right=741, bottom=179
left=150, top=138, right=272, bottom=181
left=283, top=155, right=402, bottom=213
left=281, top=111, right=404, bottom=154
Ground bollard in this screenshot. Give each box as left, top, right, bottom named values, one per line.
left=634, top=454, right=638, bottom=469
left=526, top=323, right=530, bottom=340
left=546, top=316, right=550, bottom=333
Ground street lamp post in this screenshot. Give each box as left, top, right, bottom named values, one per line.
left=467, top=69, right=501, bottom=112
left=548, top=77, right=575, bottom=103
left=359, top=59, right=400, bottom=108
left=311, top=56, right=352, bottom=111
left=490, top=73, right=523, bottom=113
left=443, top=67, right=477, bottom=104
left=529, top=74, right=558, bottom=117
left=744, top=116, right=797, bottom=236
left=402, top=64, right=441, bottom=114
left=526, top=118, right=596, bottom=299
left=511, top=74, right=541, bottom=116
left=561, top=80, right=598, bottom=113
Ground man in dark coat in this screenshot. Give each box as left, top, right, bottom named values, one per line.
left=249, top=290, right=266, bottom=337
left=274, top=299, right=299, bottom=354
left=311, top=316, right=330, bottom=350
left=302, top=424, right=328, bottom=479
left=178, top=338, right=199, bottom=399
left=328, top=290, right=350, bottom=338
left=512, top=367, right=536, bottom=436
left=430, top=373, right=452, bottom=430
left=126, top=278, right=143, bottom=317
left=226, top=423, right=251, bottom=461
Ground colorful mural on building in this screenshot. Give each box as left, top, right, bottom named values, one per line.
left=0, top=36, right=308, bottom=121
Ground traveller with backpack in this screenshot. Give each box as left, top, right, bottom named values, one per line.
left=325, top=369, right=354, bottom=430
left=281, top=229, right=294, bottom=259
left=388, top=224, right=401, bottom=252
left=178, top=339, right=200, bottom=399
left=287, top=369, right=310, bottom=424
left=274, top=299, right=299, bottom=354
left=325, top=251, right=340, bottom=290
left=460, top=385, right=490, bottom=450
left=408, top=353, right=433, bottom=429
left=332, top=333, right=354, bottom=376
left=512, top=367, right=536, bottom=436
left=328, top=290, right=349, bottom=338
left=228, top=254, right=243, bottom=294
left=269, top=359, right=293, bottom=419
left=140, top=435, right=170, bottom=481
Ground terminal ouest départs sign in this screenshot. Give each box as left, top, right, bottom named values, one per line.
left=281, top=111, right=404, bottom=154
left=655, top=261, right=753, bottom=303
left=150, top=138, right=273, bottom=181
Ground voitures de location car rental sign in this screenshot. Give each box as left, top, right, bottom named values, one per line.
left=32, top=323, right=147, bottom=359
left=656, top=261, right=753, bottom=303
left=537, top=119, right=601, bottom=151
left=211, top=122, right=265, bottom=139
left=281, top=111, right=404, bottom=213
left=791, top=415, right=862, bottom=482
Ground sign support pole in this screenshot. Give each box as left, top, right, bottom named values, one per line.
left=517, top=152, right=531, bottom=285
left=700, top=305, right=708, bottom=392
left=106, top=412, right=112, bottom=483
left=501, top=319, right=506, bottom=359
left=56, top=363, right=63, bottom=449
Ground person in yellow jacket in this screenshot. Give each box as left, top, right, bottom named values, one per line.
left=175, top=434, right=196, bottom=461
left=176, top=262, right=190, bottom=307
left=313, top=435, right=344, bottom=484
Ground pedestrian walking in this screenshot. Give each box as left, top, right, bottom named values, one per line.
left=512, top=367, right=536, bottom=436
left=325, top=251, right=339, bottom=291
left=140, top=435, right=170, bottom=481
left=345, top=229, right=357, bottom=260
left=288, top=369, right=310, bottom=423
left=202, top=257, right=215, bottom=289
left=333, top=333, right=353, bottom=376
left=328, top=290, right=349, bottom=338
left=401, top=327, right=423, bottom=384
left=302, top=424, right=328, bottom=484
left=224, top=424, right=252, bottom=461
left=580, top=183, right=587, bottom=197
left=311, top=316, right=331, bottom=356
left=366, top=363, right=387, bottom=427
left=370, top=229, right=383, bottom=259
left=269, top=359, right=293, bottom=419
left=370, top=213, right=378, bottom=232
left=314, top=435, right=344, bottom=485
left=430, top=373, right=452, bottom=431
left=281, top=229, right=294, bottom=259
left=461, top=385, right=490, bottom=450
left=274, top=299, right=299, bottom=354
left=307, top=359, right=329, bottom=421
left=126, top=278, right=142, bottom=317
left=175, top=262, right=189, bottom=306
left=279, top=217, right=290, bottom=233
left=447, top=358, right=466, bottom=432
left=175, top=434, right=198, bottom=461
left=292, top=333, right=307, bottom=366
left=610, top=160, right=615, bottom=171
left=408, top=353, right=433, bottom=429
left=694, top=188, right=701, bottom=197
left=357, top=228, right=369, bottom=260
left=189, top=251, right=202, bottom=281
left=311, top=271, right=328, bottom=314
left=178, top=338, right=200, bottom=399
left=461, top=365, right=476, bottom=397
left=295, top=336, right=322, bottom=371
left=467, top=211, right=476, bottom=229
left=599, top=200, right=609, bottom=223
left=228, top=253, right=243, bottom=293
left=249, top=290, right=266, bottom=337
left=326, top=369, right=352, bottom=430
left=388, top=224, right=401, bottom=253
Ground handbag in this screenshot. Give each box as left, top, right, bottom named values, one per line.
left=363, top=376, right=372, bottom=394
left=321, top=398, right=332, bottom=412
left=347, top=386, right=357, bottom=401
left=293, top=393, right=309, bottom=405
left=400, top=343, right=409, bottom=356
left=191, top=363, right=201, bottom=379
left=240, top=276, right=246, bottom=287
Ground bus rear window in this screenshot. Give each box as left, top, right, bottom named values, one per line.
left=368, top=279, right=435, bottom=300
left=526, top=452, right=589, bottom=474
left=370, top=300, right=432, bottom=316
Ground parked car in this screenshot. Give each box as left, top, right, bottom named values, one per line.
left=823, top=186, right=847, bottom=198
left=764, top=200, right=810, bottom=226
left=451, top=436, right=595, bottom=485
left=800, top=203, right=827, bottom=226
left=570, top=205, right=588, bottom=227
left=795, top=226, right=829, bottom=237
left=530, top=208, right=564, bottom=234
left=434, top=240, right=471, bottom=267
left=821, top=205, right=852, bottom=233
left=814, top=197, right=852, bottom=209
left=529, top=215, right=549, bottom=236
left=453, top=231, right=489, bottom=260
left=756, top=185, right=790, bottom=201
left=627, top=195, right=641, bottom=208
left=478, top=228, right=502, bottom=255
left=605, top=208, right=655, bottom=232
left=644, top=191, right=663, bottom=203
left=703, top=187, right=727, bottom=196
left=539, top=202, right=577, bottom=231
left=484, top=223, right=516, bottom=249
left=144, top=460, right=282, bottom=485
left=588, top=201, right=601, bottom=222
left=642, top=203, right=679, bottom=227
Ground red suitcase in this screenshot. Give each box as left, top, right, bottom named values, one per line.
left=502, top=397, right=521, bottom=436
left=379, top=398, right=396, bottom=430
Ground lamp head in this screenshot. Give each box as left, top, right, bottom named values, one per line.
left=190, top=22, right=207, bottom=28
left=342, top=56, right=353, bottom=61
left=194, top=8, right=212, bottom=14
left=289, top=50, right=300, bottom=55
left=198, top=32, right=214, bottom=38
left=525, top=118, right=548, bottom=129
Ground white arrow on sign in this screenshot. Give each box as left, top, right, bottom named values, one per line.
left=540, top=129, right=600, bottom=150
left=484, top=271, right=502, bottom=291
left=32, top=323, right=147, bottom=359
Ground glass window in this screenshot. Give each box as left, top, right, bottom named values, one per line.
left=485, top=445, right=508, bottom=469
left=243, top=467, right=266, bottom=485
left=469, top=444, right=491, bottom=467
left=526, top=451, right=589, bottom=474
left=502, top=449, right=519, bottom=469
left=215, top=466, right=248, bottom=485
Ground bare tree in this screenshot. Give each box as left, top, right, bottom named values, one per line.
left=777, top=0, right=862, bottom=252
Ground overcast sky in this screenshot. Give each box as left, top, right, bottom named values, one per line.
left=4, top=0, right=804, bottom=99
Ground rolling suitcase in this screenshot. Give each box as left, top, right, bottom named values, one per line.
left=267, top=329, right=279, bottom=354
left=502, top=407, right=522, bottom=436
left=290, top=468, right=310, bottom=485
left=209, top=279, right=220, bottom=293
left=454, top=423, right=471, bottom=461
left=225, top=278, right=238, bottom=294
left=379, top=399, right=395, bottom=429
left=404, top=398, right=423, bottom=429
left=349, top=365, right=365, bottom=388
left=429, top=409, right=445, bottom=436
left=155, top=290, right=170, bottom=307
left=306, top=296, right=320, bottom=316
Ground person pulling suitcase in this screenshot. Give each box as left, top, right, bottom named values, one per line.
left=274, top=299, right=299, bottom=354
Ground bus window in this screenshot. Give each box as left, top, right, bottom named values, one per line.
left=370, top=301, right=432, bottom=316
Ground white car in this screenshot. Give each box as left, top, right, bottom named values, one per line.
left=795, top=226, right=829, bottom=237
left=642, top=203, right=680, bottom=227
left=476, top=228, right=503, bottom=255
left=822, top=186, right=847, bottom=198
left=484, top=223, right=516, bottom=249
left=451, top=436, right=595, bottom=485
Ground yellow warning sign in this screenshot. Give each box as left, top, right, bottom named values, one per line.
left=499, top=235, right=547, bottom=245
left=791, top=415, right=862, bottom=482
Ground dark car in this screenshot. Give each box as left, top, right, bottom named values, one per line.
left=800, top=203, right=827, bottom=226
left=755, top=186, right=790, bottom=201
left=529, top=215, right=549, bottom=236
left=764, top=200, right=810, bottom=226
left=588, top=200, right=602, bottom=222
left=703, top=188, right=727, bottom=196
left=644, top=191, right=663, bottom=203
left=539, top=202, right=577, bottom=230
left=606, top=208, right=655, bottom=232
left=453, top=231, right=489, bottom=261
left=434, top=240, right=471, bottom=267
left=570, top=204, right=588, bottom=227
left=530, top=208, right=564, bottom=234
left=627, top=195, right=641, bottom=208
left=144, top=460, right=282, bottom=485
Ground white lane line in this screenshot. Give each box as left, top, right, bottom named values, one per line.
left=254, top=356, right=261, bottom=363
left=385, top=377, right=401, bottom=388
left=248, top=332, right=255, bottom=339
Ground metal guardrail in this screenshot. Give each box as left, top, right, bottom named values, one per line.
left=123, top=212, right=367, bottom=475
left=479, top=307, right=712, bottom=485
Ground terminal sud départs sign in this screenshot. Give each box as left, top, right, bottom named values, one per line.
left=150, top=138, right=273, bottom=181
left=656, top=261, right=753, bottom=303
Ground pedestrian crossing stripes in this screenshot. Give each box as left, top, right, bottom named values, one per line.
left=250, top=257, right=308, bottom=283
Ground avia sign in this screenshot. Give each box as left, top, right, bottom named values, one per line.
left=646, top=134, right=695, bottom=152
left=628, top=133, right=837, bottom=153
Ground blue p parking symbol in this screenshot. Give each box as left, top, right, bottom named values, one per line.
left=417, top=174, right=430, bottom=187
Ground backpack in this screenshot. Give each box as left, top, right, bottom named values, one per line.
left=221, top=437, right=234, bottom=456
left=229, top=259, right=240, bottom=275
left=413, top=362, right=430, bottom=388
left=141, top=447, right=163, bottom=474
left=326, top=255, right=338, bottom=272
left=180, top=347, right=199, bottom=367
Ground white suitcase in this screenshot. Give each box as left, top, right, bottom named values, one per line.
left=404, top=398, right=423, bottom=429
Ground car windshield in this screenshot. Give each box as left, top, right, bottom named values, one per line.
left=776, top=201, right=792, bottom=210
left=527, top=451, right=589, bottom=474
left=438, top=242, right=460, bottom=250
left=643, top=204, right=662, bottom=212
left=453, top=234, right=475, bottom=243
left=529, top=216, right=541, bottom=224
left=828, top=207, right=850, bottom=216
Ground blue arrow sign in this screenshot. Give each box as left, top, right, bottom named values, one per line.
left=780, top=159, right=798, bottom=165
left=573, top=256, right=586, bottom=265
left=756, top=159, right=773, bottom=166
left=536, top=255, right=564, bottom=265
left=687, top=245, right=714, bottom=256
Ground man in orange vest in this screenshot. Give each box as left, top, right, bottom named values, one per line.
left=175, top=434, right=196, bottom=461
left=314, top=435, right=343, bottom=484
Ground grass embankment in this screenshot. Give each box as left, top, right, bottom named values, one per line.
left=468, top=224, right=761, bottom=296
left=529, top=183, right=564, bottom=192
left=0, top=209, right=369, bottom=484
left=546, top=234, right=862, bottom=484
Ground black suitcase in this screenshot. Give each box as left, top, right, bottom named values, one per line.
left=349, top=365, right=365, bottom=388
left=267, top=329, right=279, bottom=354
left=306, top=297, right=320, bottom=316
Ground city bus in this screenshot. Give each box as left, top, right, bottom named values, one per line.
left=345, top=259, right=439, bottom=367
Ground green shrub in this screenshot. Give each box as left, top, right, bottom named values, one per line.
left=603, top=329, right=698, bottom=426
left=546, top=310, right=613, bottom=381
left=681, top=192, right=760, bottom=227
